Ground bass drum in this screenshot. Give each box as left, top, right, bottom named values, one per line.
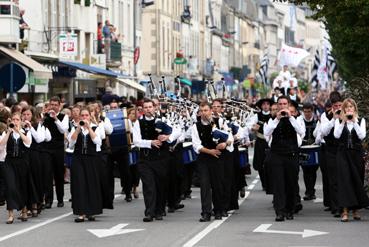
left=105, top=109, right=128, bottom=149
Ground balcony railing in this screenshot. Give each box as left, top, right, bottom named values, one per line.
left=94, top=39, right=122, bottom=67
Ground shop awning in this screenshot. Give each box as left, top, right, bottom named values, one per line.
left=0, top=46, right=52, bottom=79
left=117, top=78, right=146, bottom=92
left=59, top=61, right=119, bottom=78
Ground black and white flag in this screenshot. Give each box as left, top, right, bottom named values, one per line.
left=327, top=49, right=337, bottom=80
left=310, top=49, right=320, bottom=88
left=258, top=53, right=269, bottom=85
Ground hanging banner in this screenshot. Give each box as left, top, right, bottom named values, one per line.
left=59, top=34, right=78, bottom=57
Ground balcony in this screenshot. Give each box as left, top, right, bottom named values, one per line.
left=0, top=1, right=20, bottom=44
left=94, top=39, right=122, bottom=68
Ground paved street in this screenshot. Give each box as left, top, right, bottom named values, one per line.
left=0, top=163, right=368, bottom=247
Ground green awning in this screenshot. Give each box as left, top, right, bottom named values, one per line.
left=180, top=78, right=192, bottom=86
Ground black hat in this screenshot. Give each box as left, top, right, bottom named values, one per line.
left=256, top=98, right=273, bottom=109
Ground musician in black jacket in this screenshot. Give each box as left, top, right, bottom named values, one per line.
left=133, top=99, right=180, bottom=222
left=192, top=102, right=226, bottom=222
left=264, top=96, right=305, bottom=222
left=42, top=96, right=69, bottom=208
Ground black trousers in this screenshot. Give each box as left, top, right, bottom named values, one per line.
left=44, top=149, right=65, bottom=203
left=302, top=165, right=319, bottom=196
left=221, top=151, right=234, bottom=211
left=325, top=148, right=339, bottom=212
left=111, top=148, right=132, bottom=197
left=167, top=148, right=184, bottom=208
left=197, top=154, right=223, bottom=215
left=270, top=152, right=299, bottom=215
left=181, top=161, right=195, bottom=196
left=138, top=152, right=169, bottom=217
left=319, top=144, right=331, bottom=207
left=0, top=162, right=5, bottom=202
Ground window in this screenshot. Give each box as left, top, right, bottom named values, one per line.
left=0, top=4, right=11, bottom=15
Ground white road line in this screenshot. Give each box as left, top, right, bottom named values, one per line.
left=183, top=178, right=259, bottom=247
left=0, top=194, right=123, bottom=243
left=0, top=212, right=73, bottom=242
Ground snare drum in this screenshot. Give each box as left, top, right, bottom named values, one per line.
left=299, top=144, right=320, bottom=166
left=65, top=149, right=73, bottom=168
left=238, top=147, right=249, bottom=168
left=182, top=142, right=197, bottom=165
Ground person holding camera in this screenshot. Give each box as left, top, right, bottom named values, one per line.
left=68, top=108, right=104, bottom=223
left=42, top=96, right=69, bottom=209
left=264, top=96, right=305, bottom=222
left=0, top=112, right=32, bottom=224
left=333, top=98, right=369, bottom=222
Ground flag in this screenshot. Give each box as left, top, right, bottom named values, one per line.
left=258, top=53, right=269, bottom=85
left=327, top=49, right=337, bottom=80
left=310, top=49, right=320, bottom=88
left=278, top=44, right=310, bottom=67
left=317, top=45, right=329, bottom=90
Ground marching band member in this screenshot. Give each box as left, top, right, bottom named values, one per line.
left=42, top=96, right=69, bottom=209
left=192, top=102, right=224, bottom=222
left=264, top=96, right=305, bottom=222
left=68, top=108, right=104, bottom=223
left=298, top=103, right=319, bottom=201
left=333, top=98, right=369, bottom=222
left=1, top=112, right=32, bottom=224
left=127, top=108, right=140, bottom=199
left=133, top=99, right=180, bottom=222
left=320, top=91, right=343, bottom=217
left=247, top=98, right=273, bottom=190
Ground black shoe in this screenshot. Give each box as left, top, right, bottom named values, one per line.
left=174, top=204, right=184, bottom=210
left=275, top=214, right=285, bottom=222
left=222, top=211, right=229, bottom=217
left=74, top=217, right=85, bottom=223
left=69, top=198, right=72, bottom=202
left=87, top=216, right=96, bottom=221
left=0, top=201, right=5, bottom=206
left=240, top=188, right=246, bottom=198
left=185, top=194, right=191, bottom=199
left=214, top=214, right=222, bottom=220
left=167, top=207, right=175, bottom=213
left=303, top=194, right=316, bottom=201
left=199, top=214, right=211, bottom=222
left=57, top=202, right=64, bottom=208
left=294, top=204, right=303, bottom=214
left=333, top=212, right=341, bottom=218
left=44, top=202, right=52, bottom=209
left=155, top=215, right=163, bottom=220
left=125, top=196, right=132, bottom=202
left=286, top=213, right=294, bottom=220
left=143, top=215, right=153, bottom=222
left=180, top=195, right=186, bottom=200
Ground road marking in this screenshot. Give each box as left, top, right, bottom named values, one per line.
left=0, top=212, right=73, bottom=242
left=183, top=178, right=259, bottom=247
left=0, top=194, right=124, bottom=243
left=88, top=223, right=144, bottom=238
left=247, top=184, right=255, bottom=190
left=253, top=224, right=329, bottom=238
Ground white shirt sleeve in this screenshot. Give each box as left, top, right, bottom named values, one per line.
left=91, top=126, right=102, bottom=146
left=167, top=126, right=182, bottom=143
left=44, top=126, right=52, bottom=142
left=132, top=120, right=152, bottom=149
left=55, top=114, right=69, bottom=134
left=320, top=118, right=335, bottom=137
left=191, top=124, right=203, bottom=154
left=30, top=123, right=45, bottom=143
left=289, top=117, right=305, bottom=137
left=104, top=117, right=114, bottom=135
left=246, top=114, right=258, bottom=132
left=68, top=127, right=77, bottom=149
left=264, top=118, right=279, bottom=137
left=354, top=118, right=366, bottom=140
left=333, top=119, right=345, bottom=139
left=23, top=130, right=32, bottom=148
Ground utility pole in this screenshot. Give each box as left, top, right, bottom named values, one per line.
left=133, top=0, right=137, bottom=78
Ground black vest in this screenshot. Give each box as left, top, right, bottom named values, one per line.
left=6, top=131, right=28, bottom=158
left=257, top=112, right=271, bottom=135
left=73, top=126, right=98, bottom=155
left=43, top=113, right=65, bottom=149
left=338, top=122, right=363, bottom=151
left=303, top=118, right=317, bottom=145
left=323, top=113, right=339, bottom=147
left=271, top=117, right=298, bottom=154
left=138, top=116, right=158, bottom=141
left=196, top=121, right=217, bottom=150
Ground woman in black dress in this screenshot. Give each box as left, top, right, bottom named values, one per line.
left=69, top=108, right=104, bottom=223
left=0, top=112, right=32, bottom=224
left=334, top=98, right=369, bottom=222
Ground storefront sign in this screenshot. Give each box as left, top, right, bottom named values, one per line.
left=59, top=34, right=78, bottom=57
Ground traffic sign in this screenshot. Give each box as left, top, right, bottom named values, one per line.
left=0, top=62, right=26, bottom=93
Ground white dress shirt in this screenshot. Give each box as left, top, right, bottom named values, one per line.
left=68, top=124, right=103, bottom=152
left=55, top=113, right=69, bottom=134
left=333, top=118, right=366, bottom=140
